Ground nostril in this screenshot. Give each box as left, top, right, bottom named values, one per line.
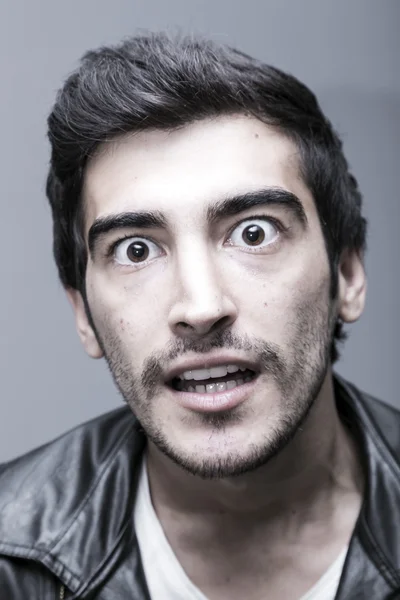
left=210, top=315, right=232, bottom=332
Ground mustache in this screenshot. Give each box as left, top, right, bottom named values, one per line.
left=141, top=330, right=286, bottom=394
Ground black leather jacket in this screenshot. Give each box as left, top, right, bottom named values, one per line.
left=1, top=375, right=400, bottom=599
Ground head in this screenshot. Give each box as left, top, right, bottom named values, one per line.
left=47, top=33, right=367, bottom=478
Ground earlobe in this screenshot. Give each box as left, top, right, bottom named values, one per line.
left=65, top=288, right=104, bottom=359
left=337, top=250, right=367, bottom=324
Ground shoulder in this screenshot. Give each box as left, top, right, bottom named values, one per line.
left=357, top=387, right=400, bottom=457
left=337, top=375, right=400, bottom=460
left=0, top=406, right=144, bottom=549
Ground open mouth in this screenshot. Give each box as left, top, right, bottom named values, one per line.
left=169, top=365, right=257, bottom=394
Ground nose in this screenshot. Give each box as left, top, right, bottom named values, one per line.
left=168, top=244, right=238, bottom=338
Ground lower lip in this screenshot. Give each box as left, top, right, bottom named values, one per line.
left=170, top=377, right=258, bottom=413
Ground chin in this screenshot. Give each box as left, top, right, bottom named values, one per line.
left=148, top=420, right=299, bottom=480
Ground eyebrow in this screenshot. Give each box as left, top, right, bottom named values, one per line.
left=207, top=187, right=307, bottom=226
left=88, top=187, right=307, bottom=258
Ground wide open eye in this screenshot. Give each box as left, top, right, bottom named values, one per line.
left=114, top=237, right=163, bottom=266
left=228, top=218, right=279, bottom=248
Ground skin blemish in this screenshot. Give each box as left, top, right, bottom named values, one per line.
left=254, top=133, right=259, bottom=139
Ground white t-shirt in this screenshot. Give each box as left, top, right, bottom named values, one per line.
left=134, top=458, right=347, bottom=600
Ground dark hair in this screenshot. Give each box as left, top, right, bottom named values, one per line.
left=46, top=32, right=367, bottom=362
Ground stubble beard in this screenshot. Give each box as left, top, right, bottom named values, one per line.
left=90, top=293, right=336, bottom=480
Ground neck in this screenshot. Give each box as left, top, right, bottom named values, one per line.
left=145, top=372, right=364, bottom=599
left=147, top=373, right=363, bottom=519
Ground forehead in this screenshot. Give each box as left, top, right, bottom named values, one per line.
left=83, top=114, right=315, bottom=228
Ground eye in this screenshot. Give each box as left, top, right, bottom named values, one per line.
left=113, top=237, right=163, bottom=266
left=227, top=218, right=279, bottom=248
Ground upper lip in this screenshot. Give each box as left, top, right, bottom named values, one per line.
left=164, top=353, right=259, bottom=382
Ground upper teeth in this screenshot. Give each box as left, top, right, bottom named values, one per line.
left=177, top=364, right=247, bottom=381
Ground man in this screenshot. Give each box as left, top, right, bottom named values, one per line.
left=0, top=32, right=398, bottom=600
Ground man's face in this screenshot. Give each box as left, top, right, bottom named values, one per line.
left=78, top=115, right=340, bottom=478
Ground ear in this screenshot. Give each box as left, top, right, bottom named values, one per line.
left=337, top=250, right=367, bottom=323
left=65, top=288, right=104, bottom=359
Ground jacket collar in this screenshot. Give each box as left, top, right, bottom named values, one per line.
left=0, top=406, right=146, bottom=593
left=334, top=376, right=400, bottom=597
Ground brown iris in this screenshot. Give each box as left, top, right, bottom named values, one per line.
left=126, top=241, right=149, bottom=262
left=242, top=224, right=265, bottom=246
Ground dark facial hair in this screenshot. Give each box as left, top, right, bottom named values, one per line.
left=89, top=291, right=336, bottom=480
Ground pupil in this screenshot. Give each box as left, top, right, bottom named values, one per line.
left=127, top=242, right=149, bottom=262
left=243, top=225, right=265, bottom=245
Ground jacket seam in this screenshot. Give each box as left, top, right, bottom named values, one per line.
left=70, top=517, right=133, bottom=597
left=0, top=544, right=80, bottom=590
left=358, top=515, right=400, bottom=588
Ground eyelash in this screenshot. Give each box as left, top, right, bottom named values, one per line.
left=105, top=214, right=288, bottom=260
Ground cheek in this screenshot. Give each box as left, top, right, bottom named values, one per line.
left=87, top=271, right=166, bottom=349
left=233, top=254, right=331, bottom=336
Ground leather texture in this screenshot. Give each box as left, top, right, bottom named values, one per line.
left=1, top=375, right=400, bottom=599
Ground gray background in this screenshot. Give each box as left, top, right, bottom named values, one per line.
left=0, top=0, right=398, bottom=462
